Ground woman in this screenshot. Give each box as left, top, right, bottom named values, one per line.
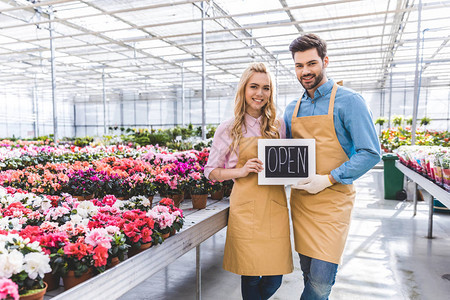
left=204, top=62, right=293, bottom=300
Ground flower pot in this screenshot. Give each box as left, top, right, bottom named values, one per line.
left=184, top=190, right=192, bottom=200
left=62, top=269, right=93, bottom=290
left=224, top=187, right=232, bottom=197
left=170, top=193, right=184, bottom=208
left=192, top=194, right=208, bottom=209
left=147, top=195, right=154, bottom=207
left=161, top=232, right=170, bottom=239
left=43, top=271, right=60, bottom=292
left=170, top=228, right=176, bottom=236
left=117, top=196, right=127, bottom=200
left=127, top=242, right=152, bottom=258
left=107, top=257, right=120, bottom=269
left=19, top=282, right=47, bottom=300
left=210, top=189, right=224, bottom=200
left=73, top=194, right=94, bottom=201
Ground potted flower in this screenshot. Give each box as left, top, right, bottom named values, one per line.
left=0, top=278, right=19, bottom=300
left=222, top=179, right=234, bottom=197
left=124, top=195, right=153, bottom=212
left=66, top=169, right=100, bottom=200
left=127, top=173, right=157, bottom=200
left=209, top=180, right=224, bottom=200
left=156, top=174, right=187, bottom=207
left=119, top=210, right=155, bottom=257
left=96, top=173, right=129, bottom=200
left=188, top=172, right=209, bottom=209
left=0, top=232, right=51, bottom=298
left=147, top=205, right=175, bottom=240
left=104, top=226, right=129, bottom=268
left=158, top=198, right=185, bottom=236
left=51, top=231, right=110, bottom=290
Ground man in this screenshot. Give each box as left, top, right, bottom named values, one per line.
left=283, top=33, right=381, bottom=299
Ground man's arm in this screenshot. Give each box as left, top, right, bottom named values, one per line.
left=330, top=93, right=381, bottom=184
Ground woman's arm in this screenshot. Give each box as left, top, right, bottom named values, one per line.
left=209, top=158, right=263, bottom=181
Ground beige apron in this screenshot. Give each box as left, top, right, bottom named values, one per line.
left=290, top=83, right=356, bottom=264
left=223, top=136, right=293, bottom=276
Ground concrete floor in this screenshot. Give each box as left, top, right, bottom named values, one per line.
left=120, top=169, right=450, bottom=300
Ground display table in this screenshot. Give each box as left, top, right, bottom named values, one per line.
left=395, top=161, right=450, bottom=238
left=50, top=199, right=230, bottom=300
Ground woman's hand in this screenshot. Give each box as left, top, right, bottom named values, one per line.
left=239, top=158, right=264, bottom=178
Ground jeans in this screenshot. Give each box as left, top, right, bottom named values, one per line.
left=241, top=275, right=283, bottom=300
left=299, top=253, right=338, bottom=300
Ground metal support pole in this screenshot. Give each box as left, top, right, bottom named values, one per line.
left=102, top=68, right=107, bottom=135
left=181, top=64, right=185, bottom=126
left=411, top=0, right=422, bottom=145
left=32, top=83, right=39, bottom=138
left=196, top=245, right=201, bottom=300
left=413, top=182, right=418, bottom=216
left=49, top=6, right=58, bottom=142
left=201, top=1, right=206, bottom=140
left=388, top=67, right=393, bottom=128
left=275, top=55, right=279, bottom=108
left=428, top=193, right=433, bottom=238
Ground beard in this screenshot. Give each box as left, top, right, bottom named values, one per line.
left=298, top=70, right=324, bottom=92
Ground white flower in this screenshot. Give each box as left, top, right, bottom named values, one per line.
left=77, top=201, right=98, bottom=218
left=23, top=252, right=51, bottom=280
left=113, top=200, right=125, bottom=209
left=1, top=250, right=24, bottom=278
left=70, top=214, right=83, bottom=224
left=40, top=198, right=52, bottom=212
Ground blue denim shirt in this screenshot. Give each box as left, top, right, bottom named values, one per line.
left=283, top=79, right=381, bottom=184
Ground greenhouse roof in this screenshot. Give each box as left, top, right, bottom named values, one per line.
left=0, top=0, right=449, bottom=98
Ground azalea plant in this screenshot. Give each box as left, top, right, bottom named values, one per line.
left=188, top=172, right=210, bottom=195
left=0, top=278, right=19, bottom=300
left=0, top=232, right=51, bottom=295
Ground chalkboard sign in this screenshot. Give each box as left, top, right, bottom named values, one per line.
left=258, top=139, right=315, bottom=185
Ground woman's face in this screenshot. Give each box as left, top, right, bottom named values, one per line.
left=244, top=72, right=271, bottom=118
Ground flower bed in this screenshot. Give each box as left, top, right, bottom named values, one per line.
left=395, top=146, right=449, bottom=192
left=380, top=127, right=449, bottom=153
left=0, top=186, right=185, bottom=294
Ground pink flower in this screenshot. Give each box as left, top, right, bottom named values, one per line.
left=0, top=278, right=19, bottom=300
left=85, top=228, right=112, bottom=249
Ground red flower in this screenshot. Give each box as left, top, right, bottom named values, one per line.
left=93, top=245, right=109, bottom=267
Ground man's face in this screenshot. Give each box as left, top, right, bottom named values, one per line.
left=293, top=48, right=328, bottom=95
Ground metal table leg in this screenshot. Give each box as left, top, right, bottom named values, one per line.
left=413, top=182, right=418, bottom=216
left=196, top=245, right=201, bottom=300
left=428, top=194, right=434, bottom=239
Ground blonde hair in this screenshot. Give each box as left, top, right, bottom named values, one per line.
left=229, top=62, right=280, bottom=155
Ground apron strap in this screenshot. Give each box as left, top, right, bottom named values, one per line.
left=327, top=83, right=338, bottom=115
left=291, top=96, right=302, bottom=124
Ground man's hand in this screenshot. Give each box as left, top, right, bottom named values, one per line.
left=291, top=174, right=333, bottom=194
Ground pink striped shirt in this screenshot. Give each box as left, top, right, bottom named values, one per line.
left=204, top=114, right=286, bottom=179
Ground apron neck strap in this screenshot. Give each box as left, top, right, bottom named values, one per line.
left=292, top=82, right=339, bottom=120
left=328, top=83, right=338, bottom=115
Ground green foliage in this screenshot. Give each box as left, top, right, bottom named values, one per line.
left=74, top=136, right=93, bottom=147
left=420, top=117, right=431, bottom=126
left=391, top=115, right=404, bottom=127
left=374, top=117, right=388, bottom=126
left=405, top=116, right=413, bottom=125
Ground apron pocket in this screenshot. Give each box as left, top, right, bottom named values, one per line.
left=228, top=200, right=254, bottom=239
left=270, top=199, right=290, bottom=239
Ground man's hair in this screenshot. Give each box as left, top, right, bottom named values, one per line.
left=289, top=33, right=327, bottom=60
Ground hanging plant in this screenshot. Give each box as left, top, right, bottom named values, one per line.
left=374, top=117, right=388, bottom=126
left=420, top=117, right=431, bottom=126
left=391, top=115, right=404, bottom=127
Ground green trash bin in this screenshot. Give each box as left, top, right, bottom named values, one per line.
left=382, top=154, right=405, bottom=200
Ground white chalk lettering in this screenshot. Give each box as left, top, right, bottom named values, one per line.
left=267, top=147, right=277, bottom=172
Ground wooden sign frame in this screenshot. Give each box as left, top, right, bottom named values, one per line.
left=257, top=139, right=316, bottom=185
